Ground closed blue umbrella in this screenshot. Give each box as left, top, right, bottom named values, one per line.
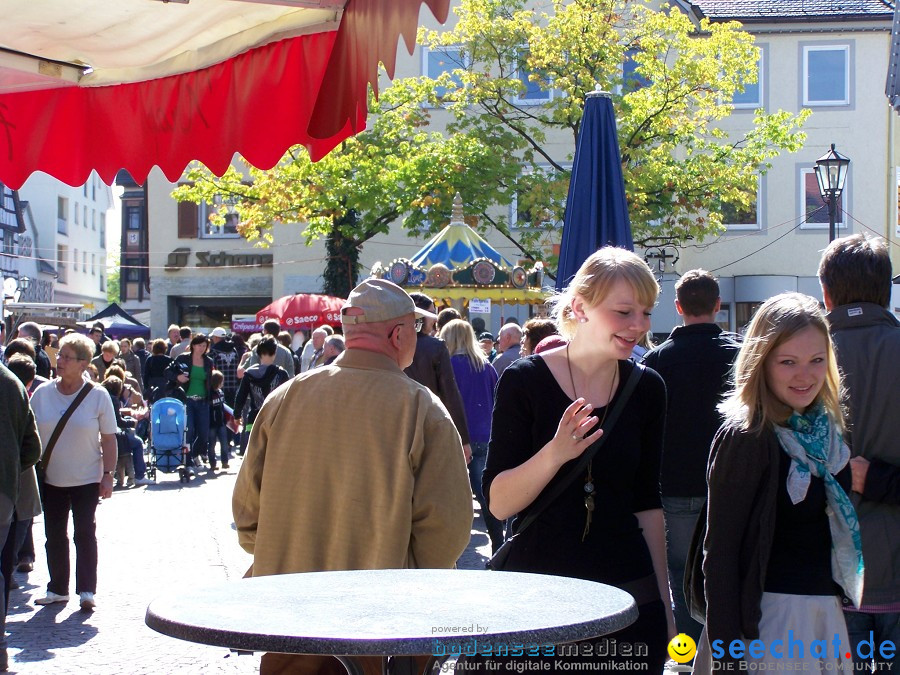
left=555, top=91, right=633, bottom=291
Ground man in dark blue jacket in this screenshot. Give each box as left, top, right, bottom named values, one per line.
left=642, top=269, right=739, bottom=642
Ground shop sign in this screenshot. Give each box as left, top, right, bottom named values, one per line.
left=166, top=247, right=273, bottom=270
left=232, top=318, right=262, bottom=333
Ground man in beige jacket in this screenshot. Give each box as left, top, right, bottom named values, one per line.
left=233, top=278, right=473, bottom=674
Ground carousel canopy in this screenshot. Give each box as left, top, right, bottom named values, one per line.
left=378, top=194, right=547, bottom=306
left=410, top=213, right=516, bottom=271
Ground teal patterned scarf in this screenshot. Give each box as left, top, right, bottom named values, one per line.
left=773, top=403, right=865, bottom=607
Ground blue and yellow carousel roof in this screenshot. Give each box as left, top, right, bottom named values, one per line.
left=372, top=194, right=548, bottom=305
left=410, top=218, right=515, bottom=271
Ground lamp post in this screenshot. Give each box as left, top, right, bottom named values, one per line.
left=814, top=144, right=850, bottom=242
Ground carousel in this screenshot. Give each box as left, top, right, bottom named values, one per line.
left=371, top=195, right=548, bottom=310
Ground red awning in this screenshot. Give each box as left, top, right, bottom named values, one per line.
left=0, top=0, right=449, bottom=189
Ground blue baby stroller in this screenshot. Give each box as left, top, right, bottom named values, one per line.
left=147, top=397, right=192, bottom=483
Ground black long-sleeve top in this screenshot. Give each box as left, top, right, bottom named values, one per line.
left=482, top=356, right=666, bottom=585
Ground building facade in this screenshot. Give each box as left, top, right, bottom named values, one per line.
left=1, top=182, right=58, bottom=326
left=662, top=0, right=900, bottom=333
left=116, top=171, right=151, bottom=320
left=17, top=170, right=114, bottom=317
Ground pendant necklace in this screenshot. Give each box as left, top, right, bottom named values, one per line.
left=566, top=343, right=617, bottom=541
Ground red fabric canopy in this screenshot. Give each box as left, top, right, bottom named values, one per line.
left=0, top=0, right=449, bottom=189
left=256, top=293, right=346, bottom=329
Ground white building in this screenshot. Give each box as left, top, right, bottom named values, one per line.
left=657, top=0, right=899, bottom=334
left=1, top=183, right=57, bottom=322
left=18, top=171, right=114, bottom=317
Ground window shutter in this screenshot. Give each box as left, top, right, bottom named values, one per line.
left=177, top=201, right=198, bottom=239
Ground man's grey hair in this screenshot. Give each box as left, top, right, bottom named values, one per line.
left=17, top=322, right=42, bottom=341
left=325, top=335, right=346, bottom=354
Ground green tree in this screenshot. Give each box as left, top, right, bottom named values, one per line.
left=107, top=251, right=121, bottom=304
left=175, top=0, right=809, bottom=282
left=420, top=0, right=810, bottom=258
left=174, top=81, right=520, bottom=296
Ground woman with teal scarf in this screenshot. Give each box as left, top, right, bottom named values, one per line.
left=697, top=293, right=863, bottom=673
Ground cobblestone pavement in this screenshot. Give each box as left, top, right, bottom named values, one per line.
left=4, top=455, right=492, bottom=674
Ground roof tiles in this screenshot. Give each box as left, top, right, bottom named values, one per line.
left=692, top=0, right=894, bottom=21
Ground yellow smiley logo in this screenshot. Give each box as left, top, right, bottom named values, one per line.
left=667, top=633, right=697, bottom=664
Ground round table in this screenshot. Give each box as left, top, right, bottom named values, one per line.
left=146, top=569, right=637, bottom=672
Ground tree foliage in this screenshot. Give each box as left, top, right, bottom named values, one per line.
left=420, top=0, right=810, bottom=251
left=173, top=80, right=519, bottom=294
left=106, top=251, right=120, bottom=304
left=174, top=0, right=810, bottom=282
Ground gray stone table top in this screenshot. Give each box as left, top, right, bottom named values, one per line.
left=145, top=569, right=637, bottom=656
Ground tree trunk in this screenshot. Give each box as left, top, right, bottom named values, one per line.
left=322, top=211, right=361, bottom=298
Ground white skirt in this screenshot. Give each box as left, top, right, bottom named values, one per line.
left=693, top=592, right=854, bottom=675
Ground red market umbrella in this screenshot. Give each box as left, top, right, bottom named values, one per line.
left=256, top=293, right=345, bottom=330
left=0, top=0, right=449, bottom=189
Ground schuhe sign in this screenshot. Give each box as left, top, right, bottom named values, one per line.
left=165, top=248, right=273, bottom=271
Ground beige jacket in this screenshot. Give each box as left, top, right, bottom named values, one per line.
left=232, top=348, right=473, bottom=576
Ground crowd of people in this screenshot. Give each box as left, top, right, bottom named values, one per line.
left=0, top=232, right=897, bottom=674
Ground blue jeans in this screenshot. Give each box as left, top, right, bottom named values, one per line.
left=469, top=442, right=505, bottom=552
left=128, top=431, right=146, bottom=479
left=209, top=424, right=229, bottom=465
left=185, top=398, right=213, bottom=466
left=844, top=610, right=900, bottom=673
left=662, top=495, right=705, bottom=642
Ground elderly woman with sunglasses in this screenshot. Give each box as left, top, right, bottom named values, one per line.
left=29, top=333, right=117, bottom=611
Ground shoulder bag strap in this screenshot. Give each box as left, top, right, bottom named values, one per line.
left=512, top=363, right=645, bottom=536
left=40, top=382, right=95, bottom=472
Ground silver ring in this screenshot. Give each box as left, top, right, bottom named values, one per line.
left=571, top=434, right=580, bottom=441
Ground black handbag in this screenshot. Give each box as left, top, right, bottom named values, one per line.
left=487, top=364, right=645, bottom=571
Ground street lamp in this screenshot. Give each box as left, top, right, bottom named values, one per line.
left=814, top=144, right=850, bottom=242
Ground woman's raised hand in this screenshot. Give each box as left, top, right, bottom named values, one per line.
left=550, top=397, right=603, bottom=465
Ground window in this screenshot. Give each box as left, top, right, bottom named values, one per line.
left=99, top=273, right=105, bottom=293
left=57, top=196, right=68, bottom=234
left=803, top=45, right=849, bottom=106
left=92, top=210, right=96, bottom=230
left=736, top=302, right=763, bottom=334
left=57, top=244, right=68, bottom=283
left=623, top=48, right=651, bottom=92
left=713, top=176, right=761, bottom=230
left=92, top=178, right=96, bottom=201
left=733, top=52, right=763, bottom=108
left=100, top=213, right=106, bottom=246
left=422, top=45, right=468, bottom=101
left=74, top=203, right=79, bottom=225
left=83, top=250, right=87, bottom=272
left=91, top=253, right=96, bottom=275
left=513, top=48, right=553, bottom=105
left=83, top=205, right=88, bottom=228
left=83, top=182, right=88, bottom=198
left=2, top=230, right=16, bottom=256
left=199, top=196, right=241, bottom=239
left=126, top=206, right=141, bottom=230
left=715, top=304, right=731, bottom=332
left=125, top=258, right=142, bottom=282
left=800, top=167, right=846, bottom=230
